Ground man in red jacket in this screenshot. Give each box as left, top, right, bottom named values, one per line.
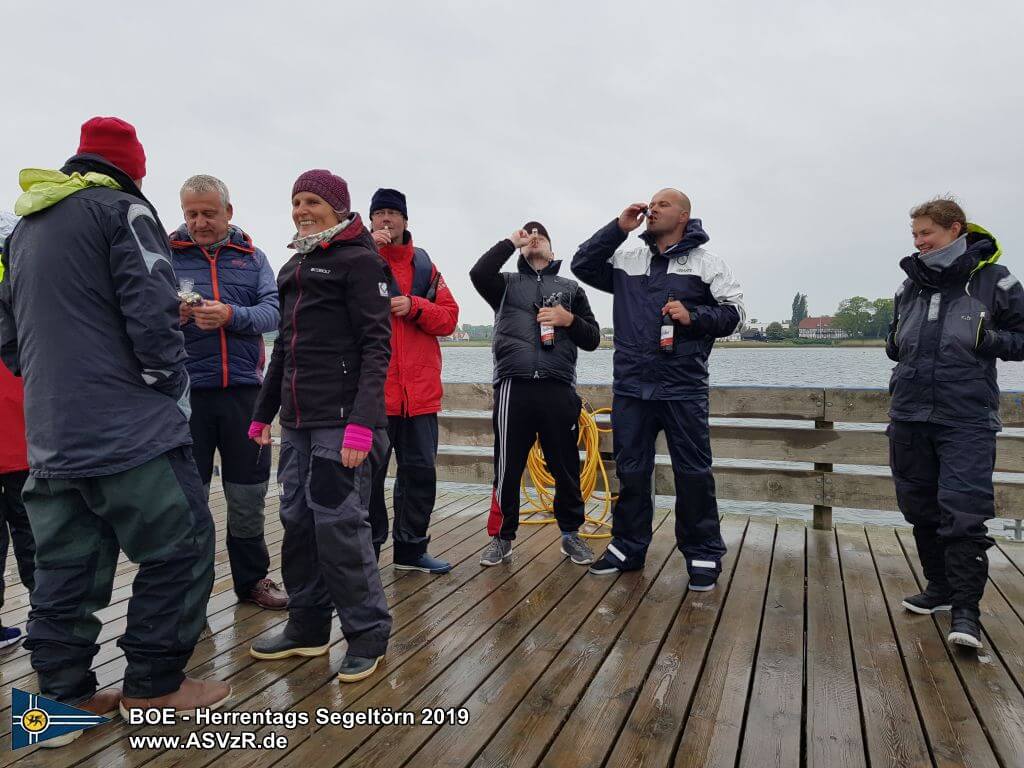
left=0, top=213, right=37, bottom=650
left=367, top=188, right=459, bottom=574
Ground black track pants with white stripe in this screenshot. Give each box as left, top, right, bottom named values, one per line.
left=487, top=378, right=585, bottom=540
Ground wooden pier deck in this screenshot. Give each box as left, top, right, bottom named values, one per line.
left=3, top=486, right=1024, bottom=767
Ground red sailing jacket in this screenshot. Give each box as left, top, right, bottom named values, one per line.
left=379, top=235, right=459, bottom=417
left=0, top=361, right=28, bottom=474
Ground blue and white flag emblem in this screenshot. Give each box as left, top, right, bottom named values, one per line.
left=11, top=688, right=109, bottom=749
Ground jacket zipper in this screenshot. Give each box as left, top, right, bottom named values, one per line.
left=202, top=246, right=230, bottom=389
left=290, top=256, right=305, bottom=426
left=533, top=272, right=543, bottom=378
left=976, top=311, right=986, bottom=349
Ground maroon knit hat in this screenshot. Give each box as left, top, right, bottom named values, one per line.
left=292, top=169, right=350, bottom=213
left=78, top=116, right=147, bottom=180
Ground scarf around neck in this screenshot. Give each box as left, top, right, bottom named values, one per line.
left=288, top=216, right=353, bottom=255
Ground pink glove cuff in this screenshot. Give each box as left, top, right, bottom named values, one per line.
left=248, top=421, right=269, bottom=440
left=343, top=423, right=373, bottom=452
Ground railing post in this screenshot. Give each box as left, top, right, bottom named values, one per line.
left=1005, top=519, right=1024, bottom=542
left=813, top=418, right=834, bottom=530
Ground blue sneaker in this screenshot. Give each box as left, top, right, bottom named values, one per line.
left=0, top=626, right=22, bottom=651
left=395, top=553, right=453, bottom=574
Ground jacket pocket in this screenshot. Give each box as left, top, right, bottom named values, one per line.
left=885, top=421, right=915, bottom=478
left=933, top=365, right=992, bottom=420
left=888, top=364, right=916, bottom=394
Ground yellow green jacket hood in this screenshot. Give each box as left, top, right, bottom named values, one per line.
left=14, top=168, right=121, bottom=217
left=967, top=223, right=1001, bottom=273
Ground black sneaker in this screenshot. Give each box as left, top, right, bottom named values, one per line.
left=948, top=607, right=983, bottom=649
left=395, top=553, right=453, bottom=574
left=901, top=583, right=952, bottom=615
left=588, top=553, right=624, bottom=576
left=337, top=654, right=381, bottom=683
left=688, top=572, right=718, bottom=592
left=250, top=629, right=329, bottom=660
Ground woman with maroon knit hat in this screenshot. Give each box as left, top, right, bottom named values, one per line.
left=248, top=169, right=393, bottom=684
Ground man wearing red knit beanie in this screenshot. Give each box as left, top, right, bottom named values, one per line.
left=0, top=117, right=227, bottom=735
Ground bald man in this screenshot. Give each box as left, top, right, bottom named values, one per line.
left=572, top=189, right=746, bottom=590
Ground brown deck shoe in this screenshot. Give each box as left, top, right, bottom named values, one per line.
left=39, top=688, right=121, bottom=749
left=245, top=578, right=288, bottom=610
left=119, top=677, right=231, bottom=719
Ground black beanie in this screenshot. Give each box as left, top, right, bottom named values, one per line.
left=370, top=188, right=408, bottom=218
left=523, top=220, right=551, bottom=245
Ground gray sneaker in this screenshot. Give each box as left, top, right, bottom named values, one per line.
left=560, top=532, right=595, bottom=565
left=480, top=537, right=512, bottom=566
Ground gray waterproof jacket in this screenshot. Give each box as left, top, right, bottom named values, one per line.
left=886, top=225, right=1024, bottom=431
left=0, top=155, right=191, bottom=477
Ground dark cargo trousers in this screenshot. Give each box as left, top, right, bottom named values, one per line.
left=22, top=447, right=214, bottom=703
left=606, top=395, right=726, bottom=579
left=369, top=413, right=439, bottom=561
left=888, top=420, right=996, bottom=609
left=0, top=470, right=37, bottom=609
left=190, top=385, right=272, bottom=598
left=277, top=427, right=391, bottom=658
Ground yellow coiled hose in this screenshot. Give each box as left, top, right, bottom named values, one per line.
left=520, top=401, right=615, bottom=539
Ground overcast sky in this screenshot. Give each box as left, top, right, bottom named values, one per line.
left=3, top=1, right=1021, bottom=326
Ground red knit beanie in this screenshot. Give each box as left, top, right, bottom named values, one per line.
left=292, top=169, right=350, bottom=214
left=78, top=117, right=147, bottom=181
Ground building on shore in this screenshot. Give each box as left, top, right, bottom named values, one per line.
left=798, top=316, right=849, bottom=340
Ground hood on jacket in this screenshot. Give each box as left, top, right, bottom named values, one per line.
left=14, top=168, right=121, bottom=216
left=517, top=254, right=563, bottom=277
left=169, top=223, right=256, bottom=254
left=901, top=223, right=1000, bottom=288
left=641, top=217, right=711, bottom=255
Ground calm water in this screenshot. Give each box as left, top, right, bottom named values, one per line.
left=440, top=344, right=1024, bottom=390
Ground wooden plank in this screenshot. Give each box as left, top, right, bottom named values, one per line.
left=834, top=525, right=931, bottom=768
left=826, top=472, right=1024, bottom=519
left=597, top=516, right=750, bottom=768
left=737, top=521, right=805, bottom=768
left=443, top=384, right=1024, bottom=426
left=656, top=464, right=823, bottom=506
left=670, top=518, right=776, bottom=768
left=339, top=509, right=674, bottom=768
left=805, top=528, right=868, bottom=768
left=894, top=528, right=1024, bottom=768
left=439, top=415, right=1024, bottom=476
left=812, top=387, right=1024, bottom=427
left=710, top=387, right=824, bottom=420
left=865, top=525, right=1001, bottom=768
left=441, top=384, right=827, bottom=421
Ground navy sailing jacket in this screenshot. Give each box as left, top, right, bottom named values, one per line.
left=886, top=225, right=1024, bottom=430
left=572, top=219, right=745, bottom=399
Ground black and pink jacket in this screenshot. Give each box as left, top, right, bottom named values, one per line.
left=253, top=215, right=392, bottom=430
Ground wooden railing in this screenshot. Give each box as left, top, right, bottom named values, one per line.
left=432, top=383, right=1024, bottom=531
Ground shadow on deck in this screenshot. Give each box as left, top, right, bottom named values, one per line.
left=2, top=486, right=1024, bottom=767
